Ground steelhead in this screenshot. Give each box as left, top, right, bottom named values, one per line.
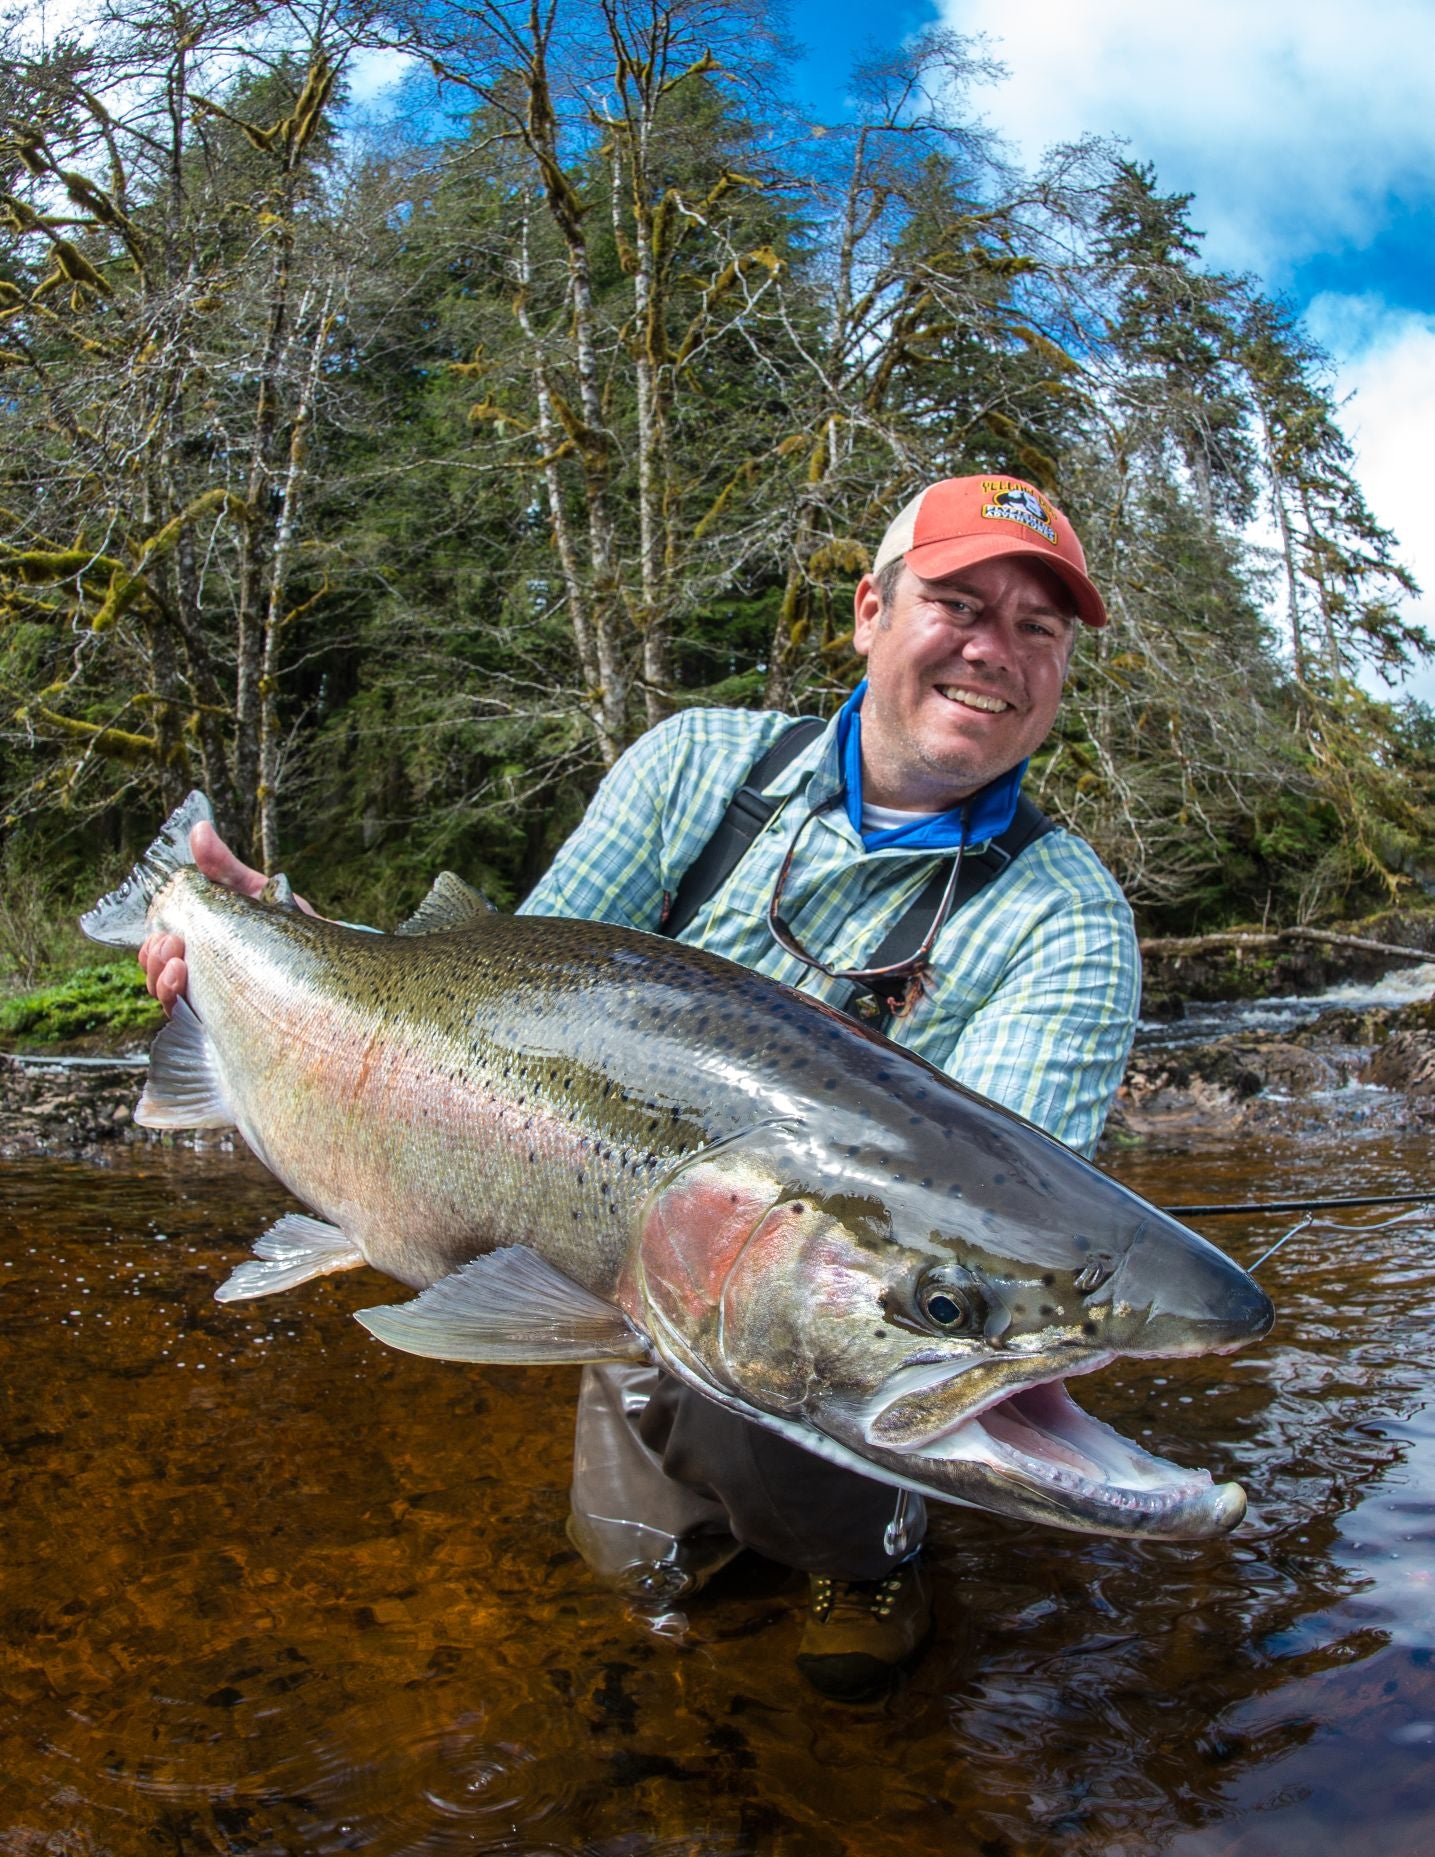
left=84, top=793, right=1273, bottom=1540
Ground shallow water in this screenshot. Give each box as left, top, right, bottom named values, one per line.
left=3, top=1130, right=1434, bottom=1856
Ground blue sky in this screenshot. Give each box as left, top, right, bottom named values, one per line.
left=782, top=0, right=1435, bottom=703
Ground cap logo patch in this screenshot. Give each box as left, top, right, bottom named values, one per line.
left=981, top=479, right=1057, bottom=545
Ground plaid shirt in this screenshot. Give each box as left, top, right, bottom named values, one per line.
left=521, top=707, right=1138, bottom=1156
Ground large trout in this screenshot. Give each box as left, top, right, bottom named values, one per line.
left=84, top=793, right=1272, bottom=1539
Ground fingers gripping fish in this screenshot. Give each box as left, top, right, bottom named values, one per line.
left=84, top=793, right=1274, bottom=1540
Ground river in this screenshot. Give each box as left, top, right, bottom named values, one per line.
left=2, top=1110, right=1433, bottom=1852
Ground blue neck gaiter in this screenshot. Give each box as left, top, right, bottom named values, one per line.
left=834, top=679, right=1028, bottom=852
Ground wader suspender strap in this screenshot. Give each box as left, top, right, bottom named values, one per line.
left=659, top=716, right=828, bottom=940
left=657, top=717, right=1055, bottom=1015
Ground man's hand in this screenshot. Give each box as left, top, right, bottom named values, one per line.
left=137, top=821, right=312, bottom=1013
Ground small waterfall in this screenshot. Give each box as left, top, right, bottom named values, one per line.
left=1138, top=960, right=1435, bottom=1050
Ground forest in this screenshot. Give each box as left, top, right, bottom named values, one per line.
left=1, top=0, right=1431, bottom=982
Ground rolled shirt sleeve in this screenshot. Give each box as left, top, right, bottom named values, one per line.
left=520, top=719, right=677, bottom=929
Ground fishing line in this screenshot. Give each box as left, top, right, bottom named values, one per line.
left=1247, top=1214, right=1315, bottom=1275
left=1180, top=1201, right=1431, bottom=1276
left=1163, top=1192, right=1435, bottom=1216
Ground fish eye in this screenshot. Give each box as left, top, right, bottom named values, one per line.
left=917, top=1273, right=986, bottom=1334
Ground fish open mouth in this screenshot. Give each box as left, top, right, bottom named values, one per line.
left=920, top=1375, right=1223, bottom=1517
left=860, top=1356, right=1243, bottom=1534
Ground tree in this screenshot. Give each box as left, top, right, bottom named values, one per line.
left=0, top=0, right=390, bottom=865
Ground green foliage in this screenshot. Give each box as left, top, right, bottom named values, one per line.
left=0, top=829, right=109, bottom=989
left=0, top=962, right=161, bottom=1045
left=0, top=0, right=1429, bottom=934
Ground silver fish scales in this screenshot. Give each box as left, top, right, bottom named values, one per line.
left=84, top=792, right=1273, bottom=1539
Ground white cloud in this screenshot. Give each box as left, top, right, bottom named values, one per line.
left=342, top=47, right=417, bottom=113
left=942, top=0, right=1435, bottom=277
left=1305, top=297, right=1435, bottom=707
left=936, top=0, right=1435, bottom=707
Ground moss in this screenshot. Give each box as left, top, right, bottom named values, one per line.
left=0, top=962, right=162, bottom=1046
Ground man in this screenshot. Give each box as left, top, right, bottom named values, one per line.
left=140, top=474, right=1140, bottom=1702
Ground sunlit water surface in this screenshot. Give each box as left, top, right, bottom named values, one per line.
left=3, top=1130, right=1434, bottom=1856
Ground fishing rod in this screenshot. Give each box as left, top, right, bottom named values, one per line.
left=1163, top=1192, right=1435, bottom=1217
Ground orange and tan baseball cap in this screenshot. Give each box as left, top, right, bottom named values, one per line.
left=871, top=475, right=1108, bottom=628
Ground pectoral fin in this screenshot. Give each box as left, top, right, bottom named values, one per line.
left=216, top=1213, right=366, bottom=1303
left=136, top=996, right=234, bottom=1130
left=355, top=1246, right=648, bottom=1365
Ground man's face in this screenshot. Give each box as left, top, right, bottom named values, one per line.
left=852, top=555, right=1077, bottom=811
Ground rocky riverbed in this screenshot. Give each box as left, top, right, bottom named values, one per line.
left=1113, top=992, right=1435, bottom=1147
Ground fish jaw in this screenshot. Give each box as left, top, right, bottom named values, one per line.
left=820, top=1352, right=1248, bottom=1539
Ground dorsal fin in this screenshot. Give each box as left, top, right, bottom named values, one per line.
left=260, top=872, right=295, bottom=908
left=394, top=871, right=495, bottom=937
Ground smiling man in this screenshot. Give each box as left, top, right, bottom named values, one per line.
left=139, top=473, right=1139, bottom=1703
left=521, top=474, right=1140, bottom=1701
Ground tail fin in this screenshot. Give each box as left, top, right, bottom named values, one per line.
left=80, top=790, right=214, bottom=948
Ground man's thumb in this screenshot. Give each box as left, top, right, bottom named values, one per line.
left=189, top=820, right=266, bottom=897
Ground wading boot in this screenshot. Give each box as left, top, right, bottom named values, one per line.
left=795, top=1556, right=934, bottom=1702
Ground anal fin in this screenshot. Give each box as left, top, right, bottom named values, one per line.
left=355, top=1246, right=648, bottom=1365
left=136, top=995, right=234, bottom=1130
left=215, top=1212, right=366, bottom=1303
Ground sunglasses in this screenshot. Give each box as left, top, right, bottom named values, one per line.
left=766, top=796, right=969, bottom=1020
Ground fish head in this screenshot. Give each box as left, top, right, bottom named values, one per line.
left=635, top=1114, right=1272, bottom=1541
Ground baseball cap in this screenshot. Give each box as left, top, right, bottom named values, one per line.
left=871, top=475, right=1108, bottom=628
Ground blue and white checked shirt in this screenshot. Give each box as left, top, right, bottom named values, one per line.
left=521, top=707, right=1138, bottom=1156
